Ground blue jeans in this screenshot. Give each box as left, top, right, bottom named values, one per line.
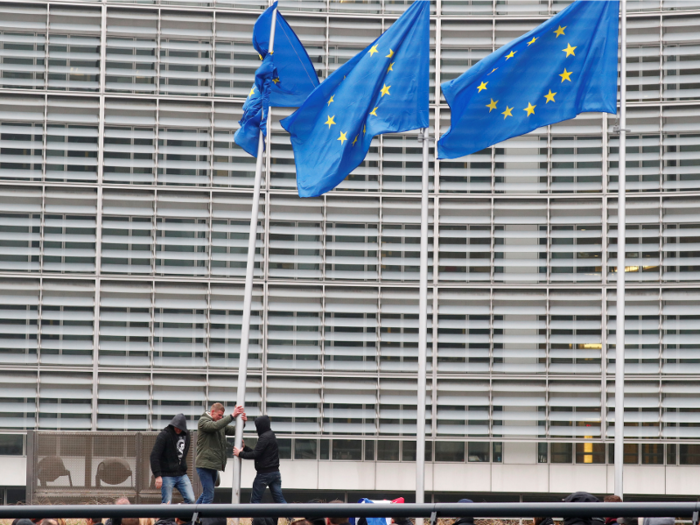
left=250, top=470, right=287, bottom=504
left=195, top=467, right=218, bottom=504
left=161, top=474, right=195, bottom=504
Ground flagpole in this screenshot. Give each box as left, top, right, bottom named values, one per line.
left=232, top=4, right=278, bottom=507
left=614, top=0, right=627, bottom=498
left=416, top=126, right=430, bottom=516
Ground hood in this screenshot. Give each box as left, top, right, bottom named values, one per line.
left=563, top=492, right=599, bottom=503
left=169, top=413, right=188, bottom=432
left=255, top=415, right=271, bottom=435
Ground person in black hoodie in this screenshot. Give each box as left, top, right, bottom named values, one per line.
left=563, top=492, right=605, bottom=525
left=452, top=498, right=475, bottom=525
left=233, top=414, right=287, bottom=504
left=150, top=413, right=195, bottom=504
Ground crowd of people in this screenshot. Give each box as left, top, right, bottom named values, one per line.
left=6, top=494, right=681, bottom=525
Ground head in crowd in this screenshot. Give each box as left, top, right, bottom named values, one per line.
left=87, top=519, right=103, bottom=525
left=534, top=518, right=554, bottom=525
left=326, top=499, right=350, bottom=525
left=210, top=403, right=225, bottom=421
left=251, top=518, right=278, bottom=525
left=453, top=498, right=475, bottom=525
left=122, top=519, right=140, bottom=525
left=391, top=518, right=412, bottom=525
left=563, top=492, right=604, bottom=525
left=305, top=498, right=326, bottom=525
left=41, top=520, right=58, bottom=525
left=116, top=497, right=131, bottom=505
left=175, top=515, right=193, bottom=525
left=13, top=520, right=34, bottom=525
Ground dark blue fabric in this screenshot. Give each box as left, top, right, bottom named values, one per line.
left=250, top=470, right=287, bottom=504
left=281, top=0, right=430, bottom=198
left=437, top=0, right=619, bottom=160
left=234, top=2, right=319, bottom=157
left=195, top=467, right=218, bottom=504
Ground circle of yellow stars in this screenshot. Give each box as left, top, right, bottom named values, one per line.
left=325, top=42, right=396, bottom=148
left=475, top=24, right=576, bottom=121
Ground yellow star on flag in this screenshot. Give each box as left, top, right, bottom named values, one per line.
left=523, top=102, right=536, bottom=116
left=272, top=77, right=280, bottom=84
left=363, top=124, right=366, bottom=134
left=502, top=106, right=513, bottom=119
left=477, top=81, right=488, bottom=93
left=527, top=37, right=538, bottom=46
left=505, top=50, right=516, bottom=60
left=325, top=115, right=336, bottom=129
left=486, top=99, right=498, bottom=113
left=386, top=49, right=394, bottom=58
left=388, top=62, right=394, bottom=72
left=352, top=135, right=358, bottom=146
left=369, top=45, right=379, bottom=57
left=381, top=84, right=391, bottom=97
left=328, top=95, right=334, bottom=106
left=544, top=89, right=557, bottom=103
left=488, top=68, right=498, bottom=75
left=258, top=54, right=263, bottom=60
left=559, top=68, right=573, bottom=82
left=338, top=131, right=348, bottom=145
left=249, top=87, right=255, bottom=97
left=370, top=107, right=378, bottom=117
left=554, top=25, right=566, bottom=38
left=562, top=43, right=577, bottom=57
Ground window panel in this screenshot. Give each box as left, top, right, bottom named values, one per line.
left=46, top=97, right=99, bottom=183
left=267, top=285, right=321, bottom=371
left=48, top=7, right=101, bottom=92
left=0, top=4, right=46, bottom=90
left=105, top=10, right=158, bottom=94
left=104, top=99, right=157, bottom=185
left=153, top=283, right=207, bottom=368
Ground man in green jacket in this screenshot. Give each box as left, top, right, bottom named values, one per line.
left=195, top=402, right=245, bottom=504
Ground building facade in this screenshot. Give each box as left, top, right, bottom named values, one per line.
left=0, top=0, right=699, bottom=502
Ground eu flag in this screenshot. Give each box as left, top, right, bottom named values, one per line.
left=234, top=2, right=320, bottom=157
left=281, top=0, right=430, bottom=198
left=437, top=0, right=619, bottom=160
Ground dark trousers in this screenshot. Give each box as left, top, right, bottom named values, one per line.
left=250, top=470, right=287, bottom=504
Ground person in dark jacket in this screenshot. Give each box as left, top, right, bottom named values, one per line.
left=233, top=413, right=287, bottom=504
left=196, top=403, right=246, bottom=504
left=563, top=492, right=605, bottom=525
left=452, top=498, right=475, bottom=525
left=150, top=413, right=195, bottom=504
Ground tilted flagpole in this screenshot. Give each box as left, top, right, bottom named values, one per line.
left=232, top=4, right=278, bottom=507
left=416, top=126, right=430, bottom=516
left=614, top=0, right=627, bottom=498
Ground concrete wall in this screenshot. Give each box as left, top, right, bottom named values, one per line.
left=7, top=455, right=698, bottom=497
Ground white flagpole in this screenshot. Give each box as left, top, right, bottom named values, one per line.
left=614, top=0, right=627, bottom=498
left=416, top=126, right=430, bottom=516
left=232, top=5, right=278, bottom=507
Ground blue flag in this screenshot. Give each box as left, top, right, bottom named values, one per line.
left=234, top=2, right=320, bottom=157
left=281, top=0, right=430, bottom=198
left=437, top=0, right=619, bottom=160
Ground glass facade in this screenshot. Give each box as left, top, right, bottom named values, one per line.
left=0, top=0, right=699, bottom=469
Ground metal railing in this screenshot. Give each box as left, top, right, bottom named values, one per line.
left=1, top=503, right=700, bottom=521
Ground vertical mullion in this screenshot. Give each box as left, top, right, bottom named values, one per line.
left=601, top=285, right=608, bottom=452
left=44, top=5, right=49, bottom=92
left=36, top=277, right=43, bottom=430
left=156, top=9, right=162, bottom=96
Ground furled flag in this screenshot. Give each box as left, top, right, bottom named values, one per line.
left=437, top=0, right=619, bottom=160
left=234, top=2, right=320, bottom=157
left=281, top=0, right=430, bottom=198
